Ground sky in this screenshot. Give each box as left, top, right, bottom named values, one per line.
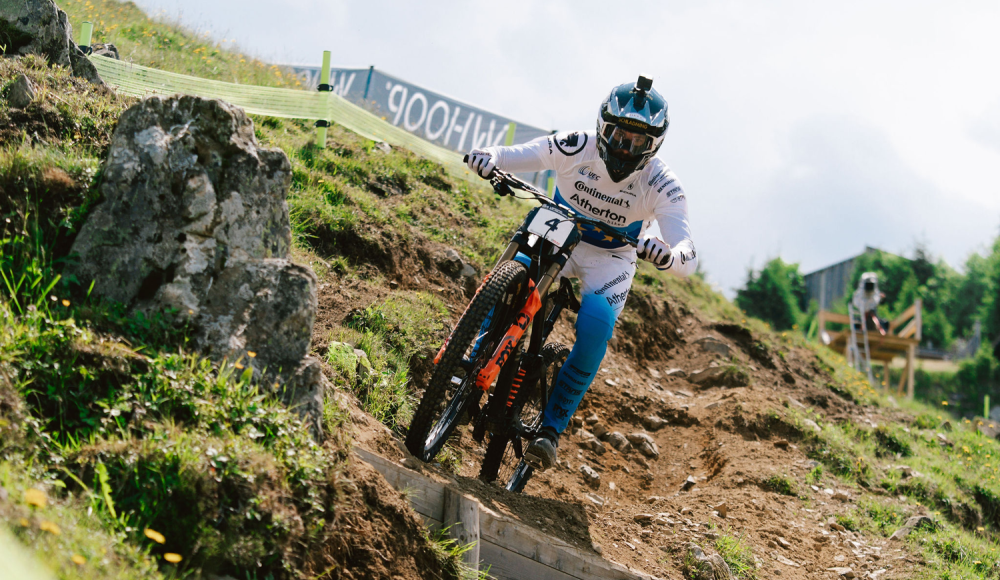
left=134, top=0, right=1000, bottom=295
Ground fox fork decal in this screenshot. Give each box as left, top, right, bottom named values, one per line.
left=475, top=281, right=543, bottom=392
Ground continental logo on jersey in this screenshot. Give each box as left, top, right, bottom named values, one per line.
left=555, top=131, right=588, bottom=156
left=617, top=117, right=651, bottom=131
left=574, top=181, right=630, bottom=209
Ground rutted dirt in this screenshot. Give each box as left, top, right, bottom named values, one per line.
left=315, top=254, right=932, bottom=579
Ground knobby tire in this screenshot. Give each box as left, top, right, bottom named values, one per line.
left=405, top=260, right=528, bottom=462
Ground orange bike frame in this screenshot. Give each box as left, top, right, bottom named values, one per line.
left=475, top=281, right=542, bottom=392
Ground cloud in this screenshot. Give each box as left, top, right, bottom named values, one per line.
left=971, top=99, right=1000, bottom=152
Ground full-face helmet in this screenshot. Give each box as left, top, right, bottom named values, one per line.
left=596, top=75, right=669, bottom=182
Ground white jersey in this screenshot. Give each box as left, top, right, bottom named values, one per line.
left=487, top=130, right=697, bottom=277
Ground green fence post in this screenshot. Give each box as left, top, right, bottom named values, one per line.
left=504, top=122, right=517, bottom=146
left=986, top=395, right=990, bottom=419
left=78, top=21, right=94, bottom=48
left=317, top=50, right=331, bottom=148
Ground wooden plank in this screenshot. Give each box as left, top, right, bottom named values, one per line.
left=898, top=319, right=917, bottom=339
left=907, top=344, right=916, bottom=400
left=354, top=447, right=650, bottom=580
left=444, top=487, right=480, bottom=572
left=353, top=447, right=445, bottom=522
left=819, top=311, right=850, bottom=325
left=479, top=508, right=654, bottom=580
left=915, top=298, right=923, bottom=341
left=481, top=541, right=581, bottom=580
left=889, top=303, right=917, bottom=334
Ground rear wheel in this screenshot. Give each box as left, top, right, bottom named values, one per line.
left=479, top=342, right=570, bottom=491
left=405, top=260, right=528, bottom=462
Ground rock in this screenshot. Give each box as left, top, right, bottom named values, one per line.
left=973, top=418, right=1000, bottom=439
left=438, top=248, right=464, bottom=277
left=941, top=420, right=952, bottom=432
left=580, top=465, right=601, bottom=488
left=666, top=368, right=688, bottom=378
left=90, top=42, right=120, bottom=59
left=584, top=493, right=605, bottom=506
left=585, top=414, right=600, bottom=425
left=694, top=336, right=731, bottom=357
left=67, top=95, right=324, bottom=435
left=680, top=506, right=693, bottom=515
left=802, top=418, right=822, bottom=433
left=589, top=439, right=607, bottom=455
left=647, top=496, right=666, bottom=504
left=643, top=415, right=668, bottom=431
left=832, top=490, right=852, bottom=502
left=571, top=416, right=583, bottom=428
left=0, top=0, right=104, bottom=84
left=936, top=433, right=953, bottom=447
left=826, top=567, right=856, bottom=578
left=648, top=366, right=661, bottom=379
left=772, top=553, right=800, bottom=567
left=773, top=439, right=790, bottom=449
left=688, top=366, right=724, bottom=384
left=681, top=476, right=697, bottom=491
left=591, top=542, right=603, bottom=555
left=684, top=543, right=734, bottom=580
left=592, top=423, right=608, bottom=439
left=6, top=74, right=36, bottom=108
left=777, top=536, right=791, bottom=548
left=605, top=431, right=630, bottom=451
left=676, top=389, right=694, bottom=398
left=713, top=502, right=728, bottom=518
left=828, top=518, right=846, bottom=532
left=633, top=513, right=655, bottom=524
left=889, top=515, right=934, bottom=540
left=628, top=432, right=660, bottom=458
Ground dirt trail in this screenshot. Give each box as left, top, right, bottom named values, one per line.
left=316, top=252, right=925, bottom=579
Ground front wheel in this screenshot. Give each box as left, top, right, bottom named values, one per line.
left=479, top=342, right=570, bottom=491
left=405, top=260, right=528, bottom=462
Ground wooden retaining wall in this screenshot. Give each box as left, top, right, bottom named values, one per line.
left=355, top=448, right=653, bottom=580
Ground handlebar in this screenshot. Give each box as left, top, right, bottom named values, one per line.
left=462, top=155, right=638, bottom=248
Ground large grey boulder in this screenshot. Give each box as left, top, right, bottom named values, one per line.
left=67, top=95, right=322, bottom=434
left=0, top=0, right=104, bottom=84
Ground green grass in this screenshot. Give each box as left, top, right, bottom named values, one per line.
left=714, top=531, right=757, bottom=579
left=762, top=474, right=797, bottom=497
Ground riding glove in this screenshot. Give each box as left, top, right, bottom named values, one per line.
left=467, top=148, right=496, bottom=178
left=638, top=236, right=672, bottom=268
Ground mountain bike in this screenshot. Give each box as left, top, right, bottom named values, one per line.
left=404, top=160, right=638, bottom=492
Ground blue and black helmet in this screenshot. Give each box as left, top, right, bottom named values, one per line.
left=596, top=75, right=669, bottom=182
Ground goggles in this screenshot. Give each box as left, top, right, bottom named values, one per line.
left=601, top=123, right=654, bottom=157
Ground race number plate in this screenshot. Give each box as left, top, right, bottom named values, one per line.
left=526, top=207, right=575, bottom=248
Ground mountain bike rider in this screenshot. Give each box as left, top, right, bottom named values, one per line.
left=465, top=76, right=697, bottom=471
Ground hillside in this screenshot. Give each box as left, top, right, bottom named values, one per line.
left=2, top=2, right=1000, bottom=580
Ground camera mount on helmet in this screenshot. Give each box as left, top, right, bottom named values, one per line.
left=595, top=76, right=669, bottom=182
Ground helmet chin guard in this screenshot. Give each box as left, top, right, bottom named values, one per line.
left=596, top=75, right=669, bottom=182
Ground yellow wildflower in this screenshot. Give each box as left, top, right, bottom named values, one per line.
left=61, top=299, right=70, bottom=307
left=39, top=521, right=61, bottom=535
left=247, top=351, right=257, bottom=358
left=72, top=554, right=86, bottom=565
left=24, top=488, right=47, bottom=508
left=164, top=553, right=182, bottom=563
left=144, top=528, right=166, bottom=544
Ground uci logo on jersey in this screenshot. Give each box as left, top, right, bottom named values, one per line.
left=578, top=165, right=601, bottom=181
left=555, top=131, right=588, bottom=156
